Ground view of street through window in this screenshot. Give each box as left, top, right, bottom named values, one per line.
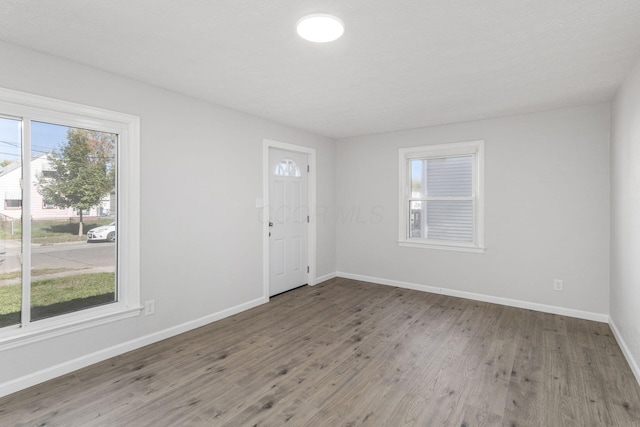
left=0, top=118, right=117, bottom=327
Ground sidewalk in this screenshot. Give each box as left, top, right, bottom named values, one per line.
left=0, top=239, right=22, bottom=250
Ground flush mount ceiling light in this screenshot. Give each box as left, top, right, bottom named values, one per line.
left=296, top=14, right=344, bottom=43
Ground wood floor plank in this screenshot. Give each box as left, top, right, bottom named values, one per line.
left=1, top=278, right=639, bottom=426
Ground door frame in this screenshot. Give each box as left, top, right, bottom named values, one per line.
left=262, top=139, right=317, bottom=300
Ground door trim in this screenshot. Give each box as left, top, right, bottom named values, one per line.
left=262, top=139, right=317, bottom=300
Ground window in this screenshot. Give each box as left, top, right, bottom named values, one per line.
left=275, top=158, right=301, bottom=177
left=4, top=199, right=22, bottom=209
left=0, top=87, right=140, bottom=348
left=399, top=140, right=485, bottom=253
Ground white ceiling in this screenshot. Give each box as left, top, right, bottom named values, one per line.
left=1, top=0, right=640, bottom=139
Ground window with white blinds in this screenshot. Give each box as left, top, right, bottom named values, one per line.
left=399, top=140, right=485, bottom=252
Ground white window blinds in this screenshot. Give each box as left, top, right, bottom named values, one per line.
left=409, top=156, right=474, bottom=242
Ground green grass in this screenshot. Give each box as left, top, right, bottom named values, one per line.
left=0, top=273, right=116, bottom=327
left=0, top=268, right=81, bottom=281
left=0, top=218, right=114, bottom=243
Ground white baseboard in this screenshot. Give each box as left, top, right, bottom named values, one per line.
left=336, top=271, right=609, bottom=323
left=609, top=318, right=640, bottom=386
left=0, top=296, right=267, bottom=399
left=315, top=272, right=337, bottom=284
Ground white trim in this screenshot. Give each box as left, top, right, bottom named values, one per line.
left=609, top=318, right=640, bottom=386
left=0, top=296, right=267, bottom=398
left=0, top=306, right=142, bottom=351
left=315, top=272, right=337, bottom=284
left=398, top=241, right=486, bottom=253
left=118, top=109, right=141, bottom=310
left=398, top=140, right=485, bottom=252
left=399, top=140, right=485, bottom=157
left=262, top=139, right=317, bottom=299
left=0, top=87, right=138, bottom=133
left=336, top=271, right=609, bottom=323
left=0, top=87, right=141, bottom=344
left=21, top=118, right=32, bottom=325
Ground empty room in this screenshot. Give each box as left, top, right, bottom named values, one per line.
left=1, top=1, right=640, bottom=425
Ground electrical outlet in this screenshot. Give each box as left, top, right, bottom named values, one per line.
left=144, top=300, right=155, bottom=316
left=553, top=279, right=563, bottom=292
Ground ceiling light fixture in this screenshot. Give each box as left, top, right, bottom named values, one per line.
left=296, top=14, right=344, bottom=43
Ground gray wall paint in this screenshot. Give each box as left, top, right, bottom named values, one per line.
left=611, top=56, right=640, bottom=376
left=336, top=104, right=610, bottom=315
left=0, top=41, right=336, bottom=385
left=1, top=38, right=631, bottom=392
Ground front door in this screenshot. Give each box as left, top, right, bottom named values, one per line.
left=269, top=148, right=308, bottom=296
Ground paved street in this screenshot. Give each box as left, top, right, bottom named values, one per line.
left=0, top=240, right=115, bottom=274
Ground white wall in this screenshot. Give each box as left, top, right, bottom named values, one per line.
left=0, top=41, right=336, bottom=389
left=336, top=104, right=610, bottom=318
left=611, top=56, right=640, bottom=382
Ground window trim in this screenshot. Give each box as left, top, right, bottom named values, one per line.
left=0, top=87, right=141, bottom=350
left=398, top=140, right=485, bottom=253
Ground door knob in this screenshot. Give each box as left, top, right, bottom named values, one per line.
left=269, top=222, right=274, bottom=227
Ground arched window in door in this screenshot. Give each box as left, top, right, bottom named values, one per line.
left=275, top=158, right=301, bottom=177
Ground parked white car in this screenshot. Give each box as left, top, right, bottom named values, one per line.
left=87, top=222, right=116, bottom=242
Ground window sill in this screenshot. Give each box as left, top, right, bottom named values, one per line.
left=0, top=305, right=143, bottom=351
left=398, top=240, right=486, bottom=253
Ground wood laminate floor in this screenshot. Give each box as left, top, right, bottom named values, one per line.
left=1, top=278, right=640, bottom=426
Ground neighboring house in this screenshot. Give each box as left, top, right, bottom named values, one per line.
left=0, top=154, right=108, bottom=220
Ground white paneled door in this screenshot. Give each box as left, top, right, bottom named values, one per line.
left=269, top=148, right=308, bottom=296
